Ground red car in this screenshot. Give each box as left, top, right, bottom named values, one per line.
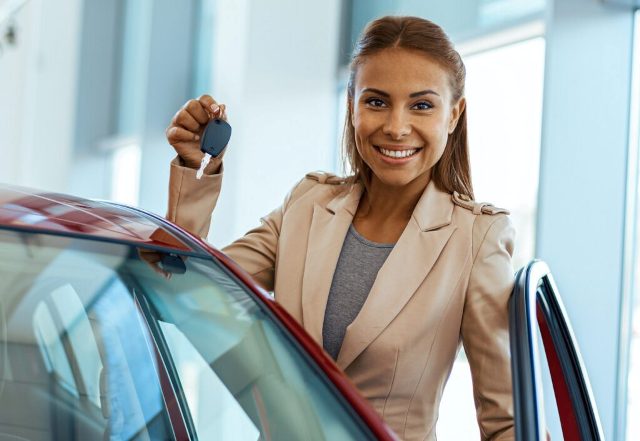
left=0, top=184, right=603, bottom=440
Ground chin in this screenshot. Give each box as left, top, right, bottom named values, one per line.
left=372, top=170, right=423, bottom=188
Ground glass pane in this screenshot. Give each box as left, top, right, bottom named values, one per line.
left=347, top=0, right=546, bottom=63
left=49, top=283, right=103, bottom=407
left=627, top=9, right=640, bottom=441
left=159, top=321, right=260, bottom=439
left=0, top=230, right=174, bottom=441
left=0, top=229, right=377, bottom=440
left=33, top=302, right=78, bottom=397
left=465, top=36, right=545, bottom=270
left=138, top=254, right=377, bottom=441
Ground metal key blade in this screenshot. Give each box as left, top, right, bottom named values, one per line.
left=196, top=153, right=212, bottom=180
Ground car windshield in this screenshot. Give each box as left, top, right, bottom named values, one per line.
left=0, top=228, right=377, bottom=441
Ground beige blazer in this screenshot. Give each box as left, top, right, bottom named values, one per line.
left=167, top=158, right=515, bottom=441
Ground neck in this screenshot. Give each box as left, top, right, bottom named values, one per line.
left=358, top=171, right=431, bottom=221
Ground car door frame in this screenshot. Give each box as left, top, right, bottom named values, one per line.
left=509, top=260, right=604, bottom=441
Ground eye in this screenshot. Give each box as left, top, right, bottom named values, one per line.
left=412, top=101, right=433, bottom=111
left=365, top=97, right=386, bottom=108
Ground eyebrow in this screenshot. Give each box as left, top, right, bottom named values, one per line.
left=361, top=88, right=440, bottom=98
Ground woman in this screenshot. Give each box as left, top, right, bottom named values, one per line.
left=165, top=16, right=515, bottom=441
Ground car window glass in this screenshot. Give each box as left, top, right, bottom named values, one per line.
left=137, top=254, right=378, bottom=441
left=145, top=253, right=377, bottom=441
left=0, top=230, right=174, bottom=441
left=33, top=301, right=78, bottom=397
left=159, top=321, right=260, bottom=439
left=50, top=283, right=103, bottom=407
left=0, top=229, right=380, bottom=441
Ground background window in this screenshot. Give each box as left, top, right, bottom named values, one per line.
left=626, top=9, right=640, bottom=441
left=438, top=36, right=545, bottom=439
left=465, top=37, right=545, bottom=270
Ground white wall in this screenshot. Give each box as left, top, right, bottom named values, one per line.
left=0, top=0, right=83, bottom=191
left=205, top=0, right=342, bottom=247
left=0, top=0, right=343, bottom=249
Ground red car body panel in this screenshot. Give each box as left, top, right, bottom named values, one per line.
left=0, top=184, right=193, bottom=252
left=0, top=183, right=398, bottom=441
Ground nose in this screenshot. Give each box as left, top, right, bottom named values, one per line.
left=382, top=108, right=411, bottom=139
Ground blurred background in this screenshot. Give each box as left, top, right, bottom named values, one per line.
left=0, top=0, right=639, bottom=439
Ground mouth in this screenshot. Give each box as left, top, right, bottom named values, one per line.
left=374, top=145, right=423, bottom=161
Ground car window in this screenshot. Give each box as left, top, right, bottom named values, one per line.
left=33, top=300, right=79, bottom=398
left=134, top=253, right=379, bottom=441
left=0, top=229, right=379, bottom=441
left=48, top=283, right=103, bottom=407
left=159, top=321, right=260, bottom=439
left=142, top=254, right=368, bottom=441
left=0, top=230, right=175, bottom=441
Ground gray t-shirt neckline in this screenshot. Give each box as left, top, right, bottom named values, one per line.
left=322, top=224, right=396, bottom=360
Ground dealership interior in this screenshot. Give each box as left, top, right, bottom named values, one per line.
left=1, top=0, right=640, bottom=439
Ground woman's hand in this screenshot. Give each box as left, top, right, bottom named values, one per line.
left=166, top=94, right=228, bottom=169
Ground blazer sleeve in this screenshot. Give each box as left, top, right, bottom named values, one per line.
left=166, top=157, right=313, bottom=291
left=461, top=214, right=516, bottom=441
left=166, top=156, right=225, bottom=238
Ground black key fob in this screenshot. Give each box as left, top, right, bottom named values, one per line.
left=200, top=119, right=232, bottom=158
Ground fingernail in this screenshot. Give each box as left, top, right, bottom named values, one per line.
left=211, top=104, right=219, bottom=112
left=195, top=135, right=200, bottom=140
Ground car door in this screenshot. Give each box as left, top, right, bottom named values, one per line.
left=509, top=260, right=605, bottom=441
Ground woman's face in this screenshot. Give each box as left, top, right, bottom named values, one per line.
left=351, top=47, right=465, bottom=189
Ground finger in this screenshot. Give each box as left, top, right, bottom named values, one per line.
left=198, top=95, right=223, bottom=119
left=219, top=104, right=228, bottom=121
left=174, top=110, right=200, bottom=132
left=166, top=125, right=200, bottom=143
left=198, top=95, right=222, bottom=118
left=138, top=249, right=171, bottom=279
left=184, top=99, right=210, bottom=124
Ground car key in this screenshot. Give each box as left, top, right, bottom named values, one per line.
left=196, top=118, right=232, bottom=179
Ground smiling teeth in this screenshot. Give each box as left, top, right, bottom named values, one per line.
left=379, top=147, right=418, bottom=158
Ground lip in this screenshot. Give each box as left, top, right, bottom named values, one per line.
left=376, top=144, right=421, bottom=151
left=373, top=145, right=422, bottom=165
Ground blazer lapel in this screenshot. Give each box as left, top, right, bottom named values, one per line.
left=301, top=184, right=363, bottom=345
left=336, top=180, right=456, bottom=370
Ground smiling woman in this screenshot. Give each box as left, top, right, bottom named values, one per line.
left=349, top=50, right=465, bottom=189
left=351, top=50, right=462, bottom=185
left=164, top=16, right=515, bottom=441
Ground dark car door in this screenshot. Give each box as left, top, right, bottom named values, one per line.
left=509, top=260, right=605, bottom=441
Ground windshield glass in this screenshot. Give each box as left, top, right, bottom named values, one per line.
left=0, top=228, right=376, bottom=441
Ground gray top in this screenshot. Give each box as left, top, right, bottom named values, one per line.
left=322, top=224, right=395, bottom=360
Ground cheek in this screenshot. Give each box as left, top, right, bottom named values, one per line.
left=353, top=114, right=373, bottom=150
left=425, top=118, right=451, bottom=145
left=416, top=124, right=449, bottom=161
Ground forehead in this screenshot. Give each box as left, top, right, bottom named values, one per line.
left=355, top=48, right=451, bottom=96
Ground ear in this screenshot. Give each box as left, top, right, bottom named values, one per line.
left=448, top=97, right=466, bottom=134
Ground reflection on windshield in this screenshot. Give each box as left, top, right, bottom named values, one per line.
left=0, top=230, right=173, bottom=441
left=0, top=229, right=375, bottom=441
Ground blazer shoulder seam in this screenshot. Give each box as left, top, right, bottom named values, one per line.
left=304, top=171, right=348, bottom=185
left=452, top=191, right=510, bottom=216
left=284, top=173, right=335, bottom=212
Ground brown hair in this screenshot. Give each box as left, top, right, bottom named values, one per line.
left=342, top=16, right=474, bottom=198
